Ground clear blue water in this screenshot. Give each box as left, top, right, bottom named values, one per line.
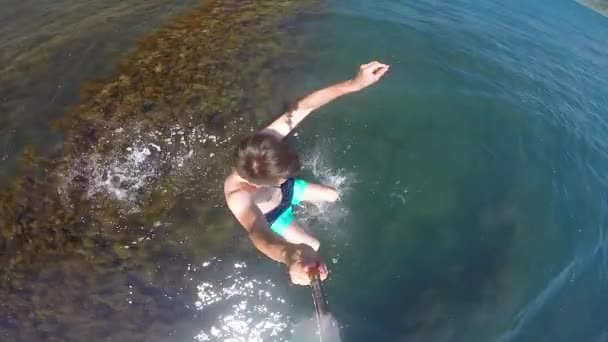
left=290, top=0, right=608, bottom=341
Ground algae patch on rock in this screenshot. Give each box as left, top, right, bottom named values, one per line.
left=0, top=0, right=316, bottom=340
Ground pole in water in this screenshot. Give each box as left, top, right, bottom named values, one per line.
left=308, top=262, right=328, bottom=342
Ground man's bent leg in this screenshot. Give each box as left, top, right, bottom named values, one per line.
left=299, top=182, right=339, bottom=203
left=282, top=222, right=320, bottom=251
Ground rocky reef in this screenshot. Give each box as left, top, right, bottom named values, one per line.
left=0, top=0, right=316, bottom=340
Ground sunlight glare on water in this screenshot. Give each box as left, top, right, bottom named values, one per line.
left=193, top=259, right=291, bottom=342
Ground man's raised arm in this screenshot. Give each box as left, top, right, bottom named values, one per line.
left=262, top=61, right=390, bottom=139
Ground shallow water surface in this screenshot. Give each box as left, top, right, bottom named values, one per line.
left=0, top=0, right=200, bottom=181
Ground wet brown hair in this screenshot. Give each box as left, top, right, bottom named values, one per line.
left=234, top=133, right=300, bottom=185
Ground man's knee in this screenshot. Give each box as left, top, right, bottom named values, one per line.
left=296, top=232, right=319, bottom=252
left=324, top=187, right=339, bottom=202
left=309, top=237, right=320, bottom=251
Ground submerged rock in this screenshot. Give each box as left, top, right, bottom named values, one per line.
left=0, top=0, right=316, bottom=340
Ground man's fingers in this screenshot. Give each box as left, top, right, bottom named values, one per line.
left=361, top=60, right=380, bottom=69
left=290, top=266, right=312, bottom=286
left=364, top=62, right=382, bottom=71
left=363, top=61, right=389, bottom=71
left=291, top=275, right=308, bottom=286
left=372, top=65, right=389, bottom=74
left=319, top=264, right=329, bottom=281
left=373, top=65, right=390, bottom=78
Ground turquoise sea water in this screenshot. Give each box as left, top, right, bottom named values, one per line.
left=2, top=0, right=608, bottom=341
left=293, top=0, right=608, bottom=341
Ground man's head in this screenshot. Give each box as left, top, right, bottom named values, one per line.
left=234, top=133, right=300, bottom=186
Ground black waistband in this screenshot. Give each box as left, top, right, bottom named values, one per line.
left=263, top=178, right=295, bottom=225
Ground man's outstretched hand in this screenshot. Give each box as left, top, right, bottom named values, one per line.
left=349, top=61, right=390, bottom=91
left=286, top=244, right=329, bottom=286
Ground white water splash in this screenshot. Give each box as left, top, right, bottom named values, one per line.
left=304, top=150, right=352, bottom=194
left=86, top=141, right=158, bottom=202
left=62, top=122, right=229, bottom=204
left=299, top=150, right=354, bottom=234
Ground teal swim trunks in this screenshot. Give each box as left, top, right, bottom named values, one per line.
left=263, top=178, right=308, bottom=236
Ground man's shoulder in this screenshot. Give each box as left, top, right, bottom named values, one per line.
left=223, top=172, right=242, bottom=196
left=224, top=172, right=255, bottom=211
left=224, top=181, right=254, bottom=209
left=226, top=187, right=252, bottom=201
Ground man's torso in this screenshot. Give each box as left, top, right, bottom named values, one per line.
left=225, top=172, right=283, bottom=214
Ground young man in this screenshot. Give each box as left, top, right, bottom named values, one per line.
left=224, top=61, right=389, bottom=285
